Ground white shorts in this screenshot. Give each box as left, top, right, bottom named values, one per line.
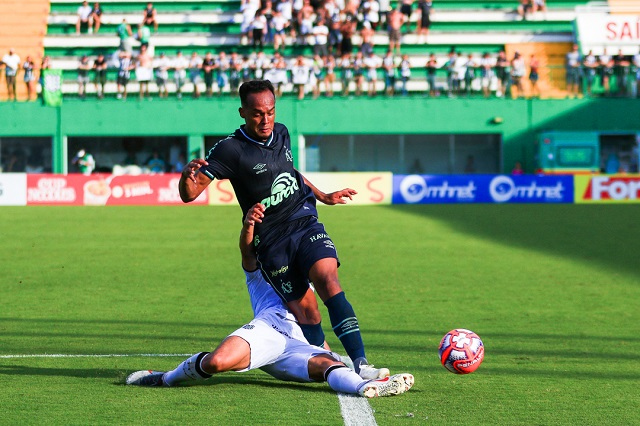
left=229, top=309, right=340, bottom=382
left=136, top=67, right=153, bottom=82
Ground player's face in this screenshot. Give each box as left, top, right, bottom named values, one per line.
left=239, top=90, right=276, bottom=142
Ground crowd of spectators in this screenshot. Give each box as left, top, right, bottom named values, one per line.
left=2, top=0, right=640, bottom=100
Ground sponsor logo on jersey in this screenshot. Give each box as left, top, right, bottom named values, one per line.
left=261, top=173, right=299, bottom=209
left=285, top=149, right=293, bottom=163
left=270, top=265, right=289, bottom=277
left=309, top=232, right=329, bottom=242
left=253, top=163, right=268, bottom=174
left=271, top=324, right=293, bottom=339
left=489, top=175, right=564, bottom=203
left=324, top=240, right=335, bottom=250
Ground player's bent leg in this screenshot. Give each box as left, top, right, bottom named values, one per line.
left=287, top=288, right=325, bottom=347
left=201, top=336, right=251, bottom=374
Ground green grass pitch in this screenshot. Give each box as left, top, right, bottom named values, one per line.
left=1, top=204, right=638, bottom=425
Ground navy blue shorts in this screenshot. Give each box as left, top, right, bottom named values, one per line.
left=256, top=216, right=339, bottom=303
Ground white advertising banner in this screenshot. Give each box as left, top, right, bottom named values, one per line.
left=576, top=14, right=640, bottom=55
left=0, top=173, right=27, bottom=206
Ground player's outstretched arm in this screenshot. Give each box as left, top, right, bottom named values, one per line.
left=178, top=158, right=211, bottom=203
left=240, top=203, right=265, bottom=271
left=301, top=173, right=358, bottom=205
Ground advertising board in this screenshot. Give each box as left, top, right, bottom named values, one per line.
left=392, top=174, right=574, bottom=204
left=575, top=174, right=640, bottom=203
left=0, top=173, right=27, bottom=206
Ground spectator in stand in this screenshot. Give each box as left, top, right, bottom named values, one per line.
left=599, top=48, right=613, bottom=97
left=613, top=49, right=630, bottom=97
left=241, top=0, right=258, bottom=45
left=153, top=52, right=170, bottom=98
left=383, top=50, right=396, bottom=96
left=529, top=53, right=540, bottom=98
left=146, top=150, right=166, bottom=173
left=271, top=10, right=289, bottom=52
left=116, top=50, right=134, bottom=100
left=425, top=53, right=438, bottom=96
left=399, top=54, right=411, bottom=96
left=116, top=19, right=133, bottom=52
left=272, top=52, right=289, bottom=97
left=253, top=50, right=268, bottom=80
left=340, top=53, right=353, bottom=96
left=2, top=48, right=20, bottom=101
left=38, top=56, right=51, bottom=103
left=91, top=3, right=103, bottom=34
left=362, top=0, right=380, bottom=30
left=262, top=0, right=275, bottom=44
left=583, top=49, right=597, bottom=96
left=202, top=52, right=216, bottom=97
left=353, top=51, right=365, bottom=96
left=173, top=50, right=189, bottom=99
left=240, top=55, right=253, bottom=83
left=298, top=1, right=315, bottom=45
left=76, top=1, right=93, bottom=34
left=453, top=50, right=467, bottom=96
left=291, top=55, right=310, bottom=100
left=531, top=0, right=547, bottom=17
left=565, top=43, right=581, bottom=98
left=73, top=149, right=96, bottom=175
left=416, top=0, right=432, bottom=43
left=364, top=50, right=381, bottom=97
left=22, top=56, right=36, bottom=101
left=137, top=24, right=152, bottom=50
left=359, top=23, right=374, bottom=57
left=311, top=55, right=324, bottom=99
left=633, top=47, right=640, bottom=99
left=188, top=51, right=203, bottom=98
left=464, top=155, right=475, bottom=173
left=276, top=0, right=295, bottom=41
left=445, top=50, right=457, bottom=97
left=463, top=53, right=476, bottom=96
left=479, top=52, right=494, bottom=98
left=142, top=2, right=158, bottom=33
left=378, top=0, right=391, bottom=29
left=517, top=0, right=531, bottom=20
left=399, top=0, right=414, bottom=33
left=510, top=51, right=525, bottom=99
left=78, top=55, right=91, bottom=99
left=136, top=44, right=153, bottom=99
left=324, top=54, right=337, bottom=97
left=496, top=50, right=510, bottom=97
left=511, top=161, right=524, bottom=175
left=172, top=152, right=186, bottom=173
left=229, top=52, right=242, bottom=95
left=313, top=19, right=330, bottom=58
left=387, top=9, right=403, bottom=55
left=251, top=9, right=268, bottom=51
left=216, top=51, right=230, bottom=95
left=93, top=52, right=107, bottom=99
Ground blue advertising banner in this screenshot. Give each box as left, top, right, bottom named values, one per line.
left=392, top=174, right=574, bottom=204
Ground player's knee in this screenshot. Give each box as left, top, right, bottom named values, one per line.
left=201, top=352, right=227, bottom=374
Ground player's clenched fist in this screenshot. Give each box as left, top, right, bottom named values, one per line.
left=244, top=203, right=266, bottom=227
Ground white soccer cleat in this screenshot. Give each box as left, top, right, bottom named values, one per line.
left=126, top=370, right=166, bottom=386
left=359, top=373, right=414, bottom=398
left=357, top=364, right=390, bottom=380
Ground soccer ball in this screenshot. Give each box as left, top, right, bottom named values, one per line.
left=438, top=328, right=484, bottom=374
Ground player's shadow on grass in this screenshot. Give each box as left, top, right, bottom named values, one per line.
left=387, top=204, right=640, bottom=278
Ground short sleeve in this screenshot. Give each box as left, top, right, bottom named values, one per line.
left=199, top=138, right=239, bottom=181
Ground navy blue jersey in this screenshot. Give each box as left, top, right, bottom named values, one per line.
left=199, top=122, right=318, bottom=240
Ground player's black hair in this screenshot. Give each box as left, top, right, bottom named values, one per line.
left=239, top=80, right=275, bottom=107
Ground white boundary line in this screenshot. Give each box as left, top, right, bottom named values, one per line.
left=339, top=356, right=378, bottom=426
left=0, top=353, right=378, bottom=426
left=0, top=353, right=192, bottom=359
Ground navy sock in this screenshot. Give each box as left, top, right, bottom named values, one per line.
left=324, top=291, right=366, bottom=362
left=299, top=322, right=326, bottom=347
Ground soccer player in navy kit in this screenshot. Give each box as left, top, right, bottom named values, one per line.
left=178, top=80, right=387, bottom=379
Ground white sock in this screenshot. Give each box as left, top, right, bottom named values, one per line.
left=325, top=366, right=366, bottom=394
left=163, top=352, right=211, bottom=387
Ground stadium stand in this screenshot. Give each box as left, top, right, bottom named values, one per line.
left=0, top=0, right=607, bottom=99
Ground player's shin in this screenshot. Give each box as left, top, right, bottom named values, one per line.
left=163, top=352, right=212, bottom=386
left=299, top=323, right=326, bottom=347
left=325, top=365, right=365, bottom=394
left=324, top=291, right=366, bottom=365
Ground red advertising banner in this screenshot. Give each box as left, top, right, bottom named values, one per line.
left=26, top=174, right=208, bottom=205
